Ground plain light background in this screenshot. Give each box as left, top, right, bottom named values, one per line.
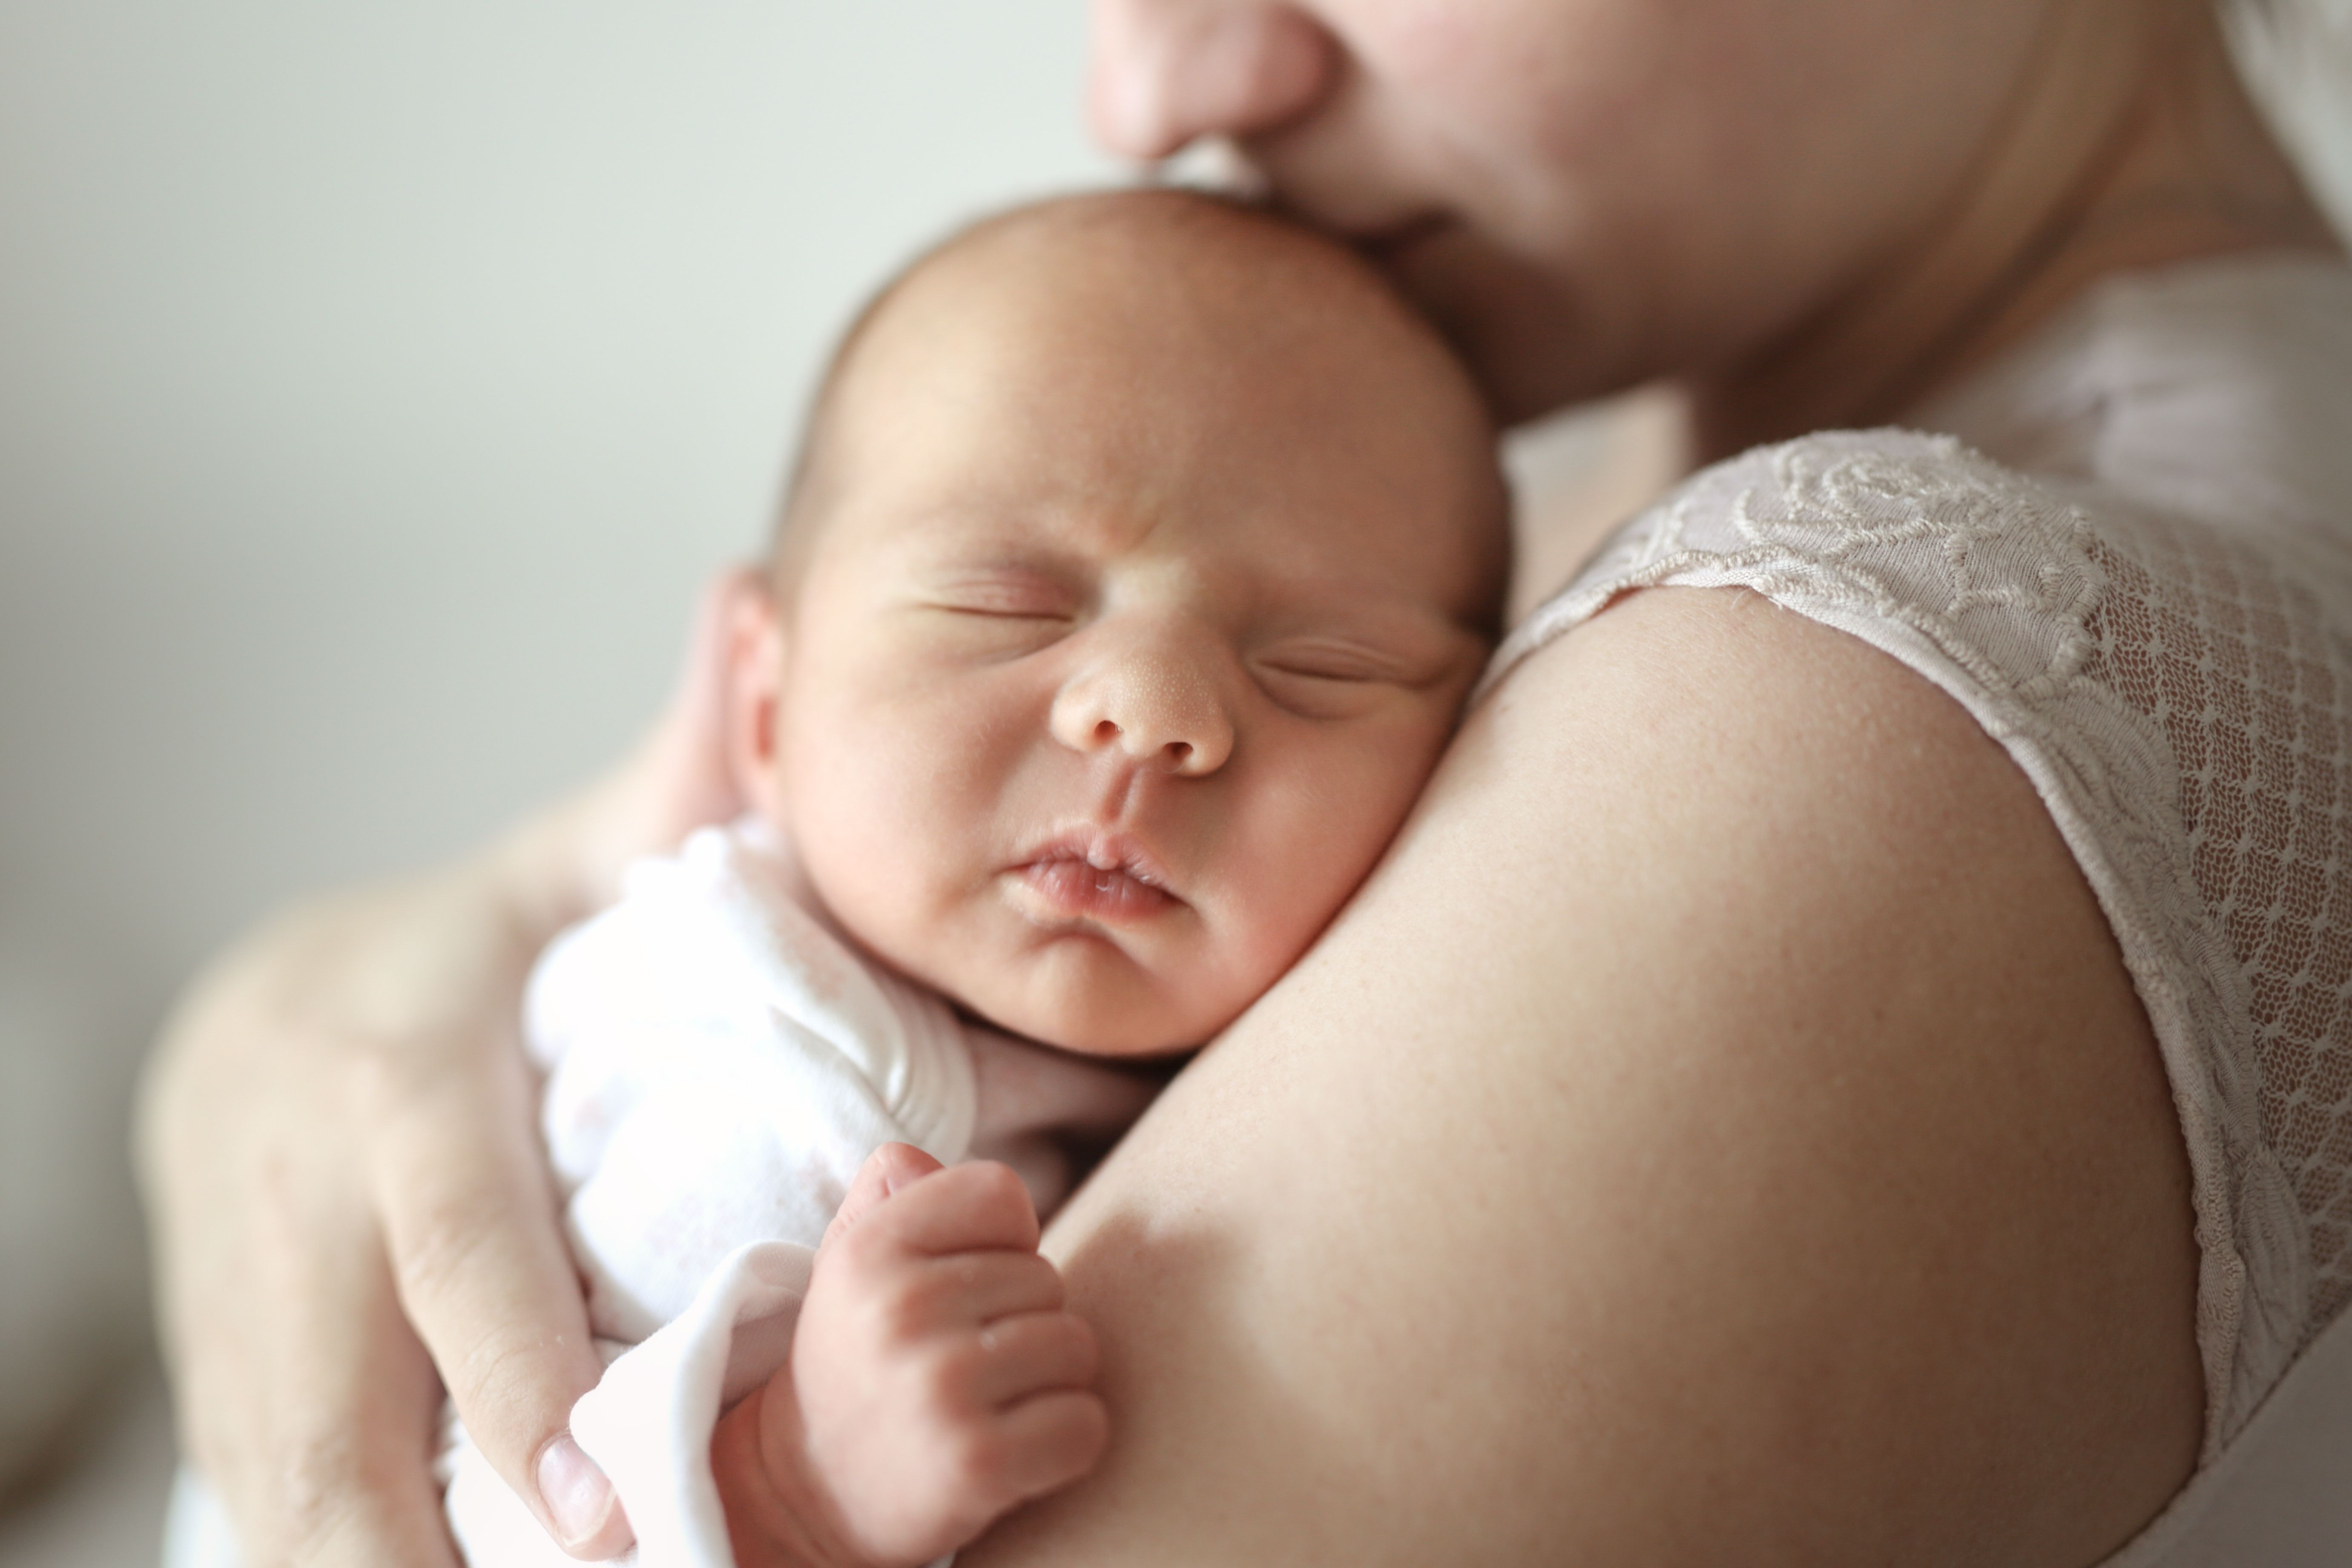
left=0, top=0, right=2347, bottom=1558
left=0, top=0, right=1120, bottom=1513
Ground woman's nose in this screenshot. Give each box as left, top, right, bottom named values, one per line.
left=1049, top=631, right=1237, bottom=778
left=1087, top=0, right=1339, bottom=161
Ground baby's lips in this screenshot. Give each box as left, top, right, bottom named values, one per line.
left=1014, top=825, right=1184, bottom=903
left=1017, top=857, right=1178, bottom=924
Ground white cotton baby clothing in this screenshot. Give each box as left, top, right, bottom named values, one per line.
left=437, top=819, right=1155, bottom=1568
left=1485, top=253, right=2352, bottom=1563
left=159, top=819, right=1152, bottom=1568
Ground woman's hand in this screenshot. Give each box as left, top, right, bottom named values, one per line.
left=136, top=568, right=767, bottom=1565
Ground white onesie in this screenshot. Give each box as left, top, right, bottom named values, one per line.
left=436, top=819, right=1157, bottom=1567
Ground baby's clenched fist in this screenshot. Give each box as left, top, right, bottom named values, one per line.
left=712, top=1144, right=1108, bottom=1568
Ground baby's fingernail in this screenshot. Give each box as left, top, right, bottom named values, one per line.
left=538, top=1435, right=615, bottom=1545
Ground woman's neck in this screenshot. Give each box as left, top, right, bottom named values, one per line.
left=1684, top=0, right=2342, bottom=465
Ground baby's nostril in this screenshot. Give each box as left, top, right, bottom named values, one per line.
left=1094, top=719, right=1121, bottom=744
left=1168, top=741, right=1193, bottom=765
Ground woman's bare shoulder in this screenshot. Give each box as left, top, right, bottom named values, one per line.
left=971, top=586, right=2203, bottom=1568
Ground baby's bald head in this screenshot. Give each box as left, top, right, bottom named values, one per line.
left=773, top=189, right=1509, bottom=634
left=737, top=189, right=1513, bottom=1053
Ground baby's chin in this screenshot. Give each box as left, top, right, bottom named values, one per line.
left=945, top=953, right=1241, bottom=1059
left=963, top=991, right=1216, bottom=1060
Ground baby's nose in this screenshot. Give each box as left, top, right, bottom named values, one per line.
left=1050, top=638, right=1235, bottom=776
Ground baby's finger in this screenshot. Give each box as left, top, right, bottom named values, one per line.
left=967, top=1310, right=1102, bottom=1410
left=908, top=1247, right=1068, bottom=1330
left=824, top=1142, right=947, bottom=1250
left=989, top=1389, right=1113, bottom=1505
left=862, top=1158, right=1042, bottom=1258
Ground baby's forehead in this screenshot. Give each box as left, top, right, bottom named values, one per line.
left=781, top=191, right=1509, bottom=630
left=839, top=192, right=1439, bottom=403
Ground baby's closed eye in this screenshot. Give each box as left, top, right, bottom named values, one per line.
left=923, top=566, right=1081, bottom=620
left=901, top=568, right=1083, bottom=660
left=1249, top=635, right=1456, bottom=718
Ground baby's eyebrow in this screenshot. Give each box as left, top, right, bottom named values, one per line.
left=898, top=543, right=1091, bottom=589
left=1280, top=576, right=1497, bottom=647
left=1255, top=595, right=1486, bottom=670
left=887, top=494, right=1102, bottom=548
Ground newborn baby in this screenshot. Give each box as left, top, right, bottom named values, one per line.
left=449, top=189, right=1510, bottom=1568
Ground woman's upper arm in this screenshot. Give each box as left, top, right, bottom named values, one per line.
left=967, top=586, right=2203, bottom=1568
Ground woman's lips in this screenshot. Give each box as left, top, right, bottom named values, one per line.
left=1349, top=212, right=1450, bottom=264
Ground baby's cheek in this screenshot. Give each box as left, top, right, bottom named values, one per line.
left=1220, top=744, right=1438, bottom=960
left=793, top=696, right=949, bottom=850
left=787, top=784, right=939, bottom=966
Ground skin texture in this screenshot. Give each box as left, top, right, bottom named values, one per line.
left=135, top=0, right=2346, bottom=1563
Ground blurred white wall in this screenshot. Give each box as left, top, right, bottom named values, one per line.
left=0, top=0, right=1114, bottom=1478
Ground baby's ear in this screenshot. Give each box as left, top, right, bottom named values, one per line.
left=722, top=575, right=789, bottom=814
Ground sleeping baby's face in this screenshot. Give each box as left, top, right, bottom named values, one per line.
left=735, top=193, right=1508, bottom=1056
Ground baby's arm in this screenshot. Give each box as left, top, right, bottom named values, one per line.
left=712, top=1144, right=1109, bottom=1568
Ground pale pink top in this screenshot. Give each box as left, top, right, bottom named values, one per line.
left=1488, top=254, right=2352, bottom=1561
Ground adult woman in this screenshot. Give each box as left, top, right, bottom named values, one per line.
left=140, top=0, right=2350, bottom=1563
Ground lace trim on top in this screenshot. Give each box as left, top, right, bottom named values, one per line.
left=1482, top=427, right=2352, bottom=1457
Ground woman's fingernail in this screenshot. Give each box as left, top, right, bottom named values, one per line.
left=537, top=1435, right=615, bottom=1545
